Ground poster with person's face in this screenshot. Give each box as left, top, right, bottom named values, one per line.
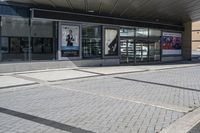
left=60, top=24, right=80, bottom=58
left=161, top=32, right=182, bottom=55
left=105, top=29, right=118, bottom=56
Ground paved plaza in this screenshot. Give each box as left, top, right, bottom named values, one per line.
left=1, top=63, right=200, bottom=133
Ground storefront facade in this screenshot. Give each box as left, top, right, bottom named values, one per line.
left=0, top=4, right=189, bottom=72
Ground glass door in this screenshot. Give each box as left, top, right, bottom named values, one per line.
left=135, top=40, right=149, bottom=62
left=149, top=40, right=161, bottom=62
left=120, top=38, right=135, bottom=63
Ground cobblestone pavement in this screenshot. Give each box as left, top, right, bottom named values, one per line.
left=1, top=65, right=200, bottom=133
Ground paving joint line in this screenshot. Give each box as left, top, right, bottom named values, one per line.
left=48, top=75, right=102, bottom=82
left=74, top=69, right=149, bottom=76
left=0, top=83, right=39, bottom=90
left=11, top=70, right=149, bottom=83
left=115, top=77, right=200, bottom=93
left=12, top=75, right=46, bottom=84
left=49, top=84, right=191, bottom=113
left=1, top=68, right=78, bottom=76
left=154, top=64, right=200, bottom=71
left=0, top=107, right=94, bottom=133
left=74, top=69, right=105, bottom=75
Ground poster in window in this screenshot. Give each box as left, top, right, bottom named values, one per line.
left=104, top=29, right=118, bottom=56
left=60, top=24, right=80, bottom=59
left=161, top=32, right=182, bottom=55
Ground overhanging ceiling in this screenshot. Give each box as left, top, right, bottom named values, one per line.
left=2, top=0, right=200, bottom=25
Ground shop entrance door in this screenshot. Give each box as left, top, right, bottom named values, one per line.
left=135, top=40, right=149, bottom=62
left=149, top=40, right=161, bottom=62
left=120, top=38, right=135, bottom=63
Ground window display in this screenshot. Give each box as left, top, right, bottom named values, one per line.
left=82, top=25, right=102, bottom=58
left=104, top=28, right=118, bottom=56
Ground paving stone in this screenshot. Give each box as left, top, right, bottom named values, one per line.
left=1, top=65, right=200, bottom=133
left=0, top=76, right=36, bottom=88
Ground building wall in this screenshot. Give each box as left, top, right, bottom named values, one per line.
left=192, top=21, right=200, bottom=51
left=0, top=5, right=189, bottom=73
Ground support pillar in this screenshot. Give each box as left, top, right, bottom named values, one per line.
left=0, top=17, right=1, bottom=62
left=182, top=22, right=192, bottom=61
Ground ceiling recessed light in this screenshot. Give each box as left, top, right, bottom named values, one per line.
left=88, top=10, right=94, bottom=13
left=155, top=19, right=160, bottom=22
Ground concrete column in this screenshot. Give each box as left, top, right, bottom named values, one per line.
left=0, top=16, right=2, bottom=62
left=28, top=16, right=32, bottom=62
left=182, top=22, right=192, bottom=61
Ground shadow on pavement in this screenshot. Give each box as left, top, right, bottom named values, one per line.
left=0, top=107, right=94, bottom=133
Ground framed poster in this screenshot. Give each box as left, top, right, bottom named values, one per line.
left=161, top=32, right=182, bottom=56
left=59, top=23, right=80, bottom=60
left=104, top=28, right=118, bottom=56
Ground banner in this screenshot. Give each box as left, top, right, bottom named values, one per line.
left=161, top=32, right=182, bottom=55
left=60, top=24, right=80, bottom=59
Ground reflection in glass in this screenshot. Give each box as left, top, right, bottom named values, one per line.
left=82, top=25, right=102, bottom=58
left=1, top=37, right=29, bottom=61
left=10, top=38, right=21, bottom=53
left=136, top=28, right=148, bottom=37
left=120, top=28, right=135, bottom=37
left=105, top=29, right=118, bottom=56
left=135, top=40, right=149, bottom=62
left=32, top=20, right=55, bottom=60
left=149, top=29, right=161, bottom=37
left=1, top=17, right=29, bottom=62
left=32, top=38, right=53, bottom=53
left=0, top=37, right=9, bottom=54
left=149, top=40, right=161, bottom=61
left=120, top=39, right=135, bottom=63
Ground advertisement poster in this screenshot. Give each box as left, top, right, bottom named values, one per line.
left=105, top=29, right=118, bottom=56
left=60, top=24, right=80, bottom=59
left=161, top=32, right=182, bottom=55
